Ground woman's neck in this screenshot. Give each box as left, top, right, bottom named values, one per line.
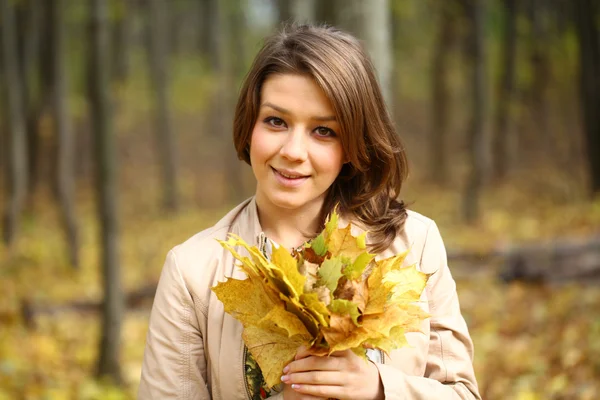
left=255, top=193, right=323, bottom=250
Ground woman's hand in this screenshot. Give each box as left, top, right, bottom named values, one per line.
left=282, top=383, right=326, bottom=400
left=281, top=347, right=384, bottom=400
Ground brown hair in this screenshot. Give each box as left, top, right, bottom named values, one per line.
left=233, top=24, right=408, bottom=253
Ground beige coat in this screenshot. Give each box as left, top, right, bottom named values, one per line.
left=138, top=198, right=481, bottom=399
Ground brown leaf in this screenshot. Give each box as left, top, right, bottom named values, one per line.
left=322, top=312, right=356, bottom=346
left=303, top=247, right=327, bottom=264
left=334, top=277, right=369, bottom=313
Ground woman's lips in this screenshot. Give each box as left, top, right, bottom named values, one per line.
left=271, top=167, right=309, bottom=187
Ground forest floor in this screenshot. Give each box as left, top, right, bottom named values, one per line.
left=1, top=183, right=599, bottom=399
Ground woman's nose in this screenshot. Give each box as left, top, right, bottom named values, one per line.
left=279, top=128, right=308, bottom=162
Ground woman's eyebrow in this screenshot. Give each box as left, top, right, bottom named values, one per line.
left=261, top=102, right=336, bottom=122
left=262, top=102, right=289, bottom=115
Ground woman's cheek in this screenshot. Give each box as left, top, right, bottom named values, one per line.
left=249, top=128, right=272, bottom=164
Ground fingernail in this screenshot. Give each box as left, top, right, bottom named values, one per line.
left=281, top=375, right=289, bottom=382
left=291, top=384, right=300, bottom=390
left=283, top=365, right=289, bottom=373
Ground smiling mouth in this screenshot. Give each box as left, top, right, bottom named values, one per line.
left=271, top=167, right=309, bottom=179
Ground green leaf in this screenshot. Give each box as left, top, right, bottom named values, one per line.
left=317, top=257, right=344, bottom=292
left=344, top=252, right=375, bottom=280
left=311, top=233, right=327, bottom=257
left=329, top=298, right=361, bottom=326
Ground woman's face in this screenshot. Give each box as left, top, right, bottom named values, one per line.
left=250, top=73, right=345, bottom=213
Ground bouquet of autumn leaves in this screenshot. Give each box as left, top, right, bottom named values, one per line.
left=212, top=211, right=431, bottom=387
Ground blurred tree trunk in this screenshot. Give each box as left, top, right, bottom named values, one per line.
left=1, top=0, right=28, bottom=247
left=148, top=0, right=179, bottom=211
left=430, top=1, right=459, bottom=185
left=358, top=0, right=392, bottom=104
left=462, top=0, right=487, bottom=223
left=201, top=0, right=220, bottom=70
left=355, top=0, right=393, bottom=109
left=198, top=0, right=211, bottom=59
left=168, top=0, right=184, bottom=55
left=527, top=0, right=551, bottom=154
left=205, top=0, right=245, bottom=203
left=50, top=0, right=79, bottom=268
left=169, top=0, right=198, bottom=56
left=16, top=0, right=43, bottom=207
left=28, top=1, right=55, bottom=206
left=573, top=0, right=600, bottom=195
left=112, top=0, right=132, bottom=83
left=291, top=0, right=316, bottom=23
left=230, top=0, right=249, bottom=81
left=492, top=0, right=517, bottom=181
left=88, top=0, right=123, bottom=384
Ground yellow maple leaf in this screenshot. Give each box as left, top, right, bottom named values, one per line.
left=362, top=303, right=428, bottom=338
left=217, top=236, right=263, bottom=278
left=271, top=246, right=306, bottom=299
left=278, top=292, right=320, bottom=337
left=363, top=265, right=387, bottom=315
left=300, top=292, right=330, bottom=327
left=259, top=305, right=312, bottom=339
left=243, top=325, right=307, bottom=387
left=327, top=224, right=365, bottom=262
left=213, top=275, right=312, bottom=388
left=364, top=325, right=410, bottom=354
left=212, top=277, right=274, bottom=325
left=377, top=249, right=410, bottom=275
left=383, top=265, right=430, bottom=303
left=363, top=251, right=412, bottom=315
left=219, top=235, right=306, bottom=303
left=322, top=312, right=357, bottom=347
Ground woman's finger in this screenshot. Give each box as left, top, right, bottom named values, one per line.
left=282, top=370, right=345, bottom=386
left=285, top=355, right=344, bottom=373
left=290, top=382, right=347, bottom=399
left=282, top=383, right=326, bottom=400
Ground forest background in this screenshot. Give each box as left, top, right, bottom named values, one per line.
left=1, top=0, right=599, bottom=399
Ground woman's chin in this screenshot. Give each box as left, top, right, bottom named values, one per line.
left=267, top=194, right=317, bottom=212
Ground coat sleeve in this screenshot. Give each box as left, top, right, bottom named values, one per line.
left=374, top=221, right=481, bottom=399
left=138, top=250, right=211, bottom=399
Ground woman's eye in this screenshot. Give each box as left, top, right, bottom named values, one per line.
left=315, top=126, right=336, bottom=137
left=265, top=117, right=286, bottom=128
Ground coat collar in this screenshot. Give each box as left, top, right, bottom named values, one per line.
left=228, top=196, right=264, bottom=247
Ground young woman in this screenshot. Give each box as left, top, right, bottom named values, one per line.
left=139, top=24, right=481, bottom=400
